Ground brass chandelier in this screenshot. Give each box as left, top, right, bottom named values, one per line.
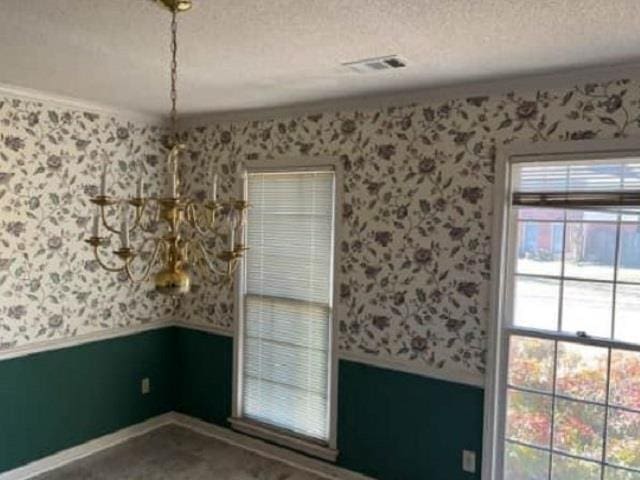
left=85, top=0, right=247, bottom=295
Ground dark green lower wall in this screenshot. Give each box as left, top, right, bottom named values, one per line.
left=174, top=327, right=233, bottom=426
left=337, top=360, right=484, bottom=480
left=0, top=328, right=176, bottom=473
left=0, top=327, right=484, bottom=478
left=173, top=328, right=484, bottom=480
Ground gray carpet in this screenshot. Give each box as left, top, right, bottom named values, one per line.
left=34, top=425, right=327, bottom=479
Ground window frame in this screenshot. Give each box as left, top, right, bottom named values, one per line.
left=230, top=157, right=341, bottom=462
left=483, top=138, right=640, bottom=480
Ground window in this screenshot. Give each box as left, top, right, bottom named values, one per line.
left=493, top=152, right=640, bottom=480
left=231, top=166, right=337, bottom=460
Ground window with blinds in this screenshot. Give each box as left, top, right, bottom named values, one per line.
left=239, top=169, right=335, bottom=443
left=498, top=156, right=640, bottom=479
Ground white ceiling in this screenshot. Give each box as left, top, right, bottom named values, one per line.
left=2, top=0, right=640, bottom=118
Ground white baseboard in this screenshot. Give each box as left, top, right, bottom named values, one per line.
left=0, top=412, right=374, bottom=480
left=0, top=413, right=176, bottom=480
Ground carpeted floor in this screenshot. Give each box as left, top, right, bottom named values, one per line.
left=34, top=425, right=327, bottom=479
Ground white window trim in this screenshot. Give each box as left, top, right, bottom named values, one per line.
left=230, top=156, right=342, bottom=461
left=482, top=138, right=640, bottom=480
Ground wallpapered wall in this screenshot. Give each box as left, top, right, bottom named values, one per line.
left=2, top=77, right=639, bottom=383
left=178, top=78, right=640, bottom=383
left=0, top=96, right=174, bottom=351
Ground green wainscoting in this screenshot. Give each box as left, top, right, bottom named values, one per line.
left=0, top=328, right=176, bottom=473
left=174, top=327, right=233, bottom=427
left=0, top=327, right=484, bottom=479
left=172, top=328, right=484, bottom=480
left=337, top=360, right=484, bottom=480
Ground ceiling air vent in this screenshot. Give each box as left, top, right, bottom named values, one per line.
left=342, top=55, right=408, bottom=73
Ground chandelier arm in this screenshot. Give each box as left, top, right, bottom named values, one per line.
left=182, top=238, right=205, bottom=282
left=136, top=200, right=162, bottom=234
left=124, top=238, right=163, bottom=284
left=192, top=240, right=228, bottom=286
left=195, top=239, right=228, bottom=276
left=99, top=203, right=145, bottom=235
left=92, top=245, right=128, bottom=273
left=186, top=202, right=216, bottom=236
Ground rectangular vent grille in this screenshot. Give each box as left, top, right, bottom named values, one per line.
left=342, top=55, right=408, bottom=73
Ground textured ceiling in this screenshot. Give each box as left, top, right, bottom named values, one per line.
left=2, top=0, right=640, bottom=117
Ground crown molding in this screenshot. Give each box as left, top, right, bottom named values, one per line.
left=0, top=82, right=165, bottom=125
left=4, top=60, right=640, bottom=131
left=179, top=60, right=640, bottom=128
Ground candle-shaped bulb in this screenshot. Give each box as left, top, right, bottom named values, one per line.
left=228, top=209, right=238, bottom=250
left=120, top=204, right=130, bottom=248
left=170, top=165, right=178, bottom=199
left=211, top=172, right=218, bottom=202
left=100, top=159, right=108, bottom=196
left=136, top=165, right=144, bottom=199
left=92, top=205, right=101, bottom=237
left=229, top=224, right=235, bottom=251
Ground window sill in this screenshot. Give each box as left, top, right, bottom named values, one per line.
left=228, top=417, right=338, bottom=462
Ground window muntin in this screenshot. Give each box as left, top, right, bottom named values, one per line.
left=501, top=158, right=640, bottom=479
left=239, top=169, right=335, bottom=443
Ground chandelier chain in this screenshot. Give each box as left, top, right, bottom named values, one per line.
left=170, top=8, right=178, bottom=142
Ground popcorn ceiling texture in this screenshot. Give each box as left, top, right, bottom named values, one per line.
left=178, top=77, right=640, bottom=381
left=0, top=96, right=174, bottom=350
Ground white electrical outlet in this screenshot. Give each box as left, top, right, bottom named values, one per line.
left=141, top=377, right=150, bottom=395
left=462, top=450, right=476, bottom=473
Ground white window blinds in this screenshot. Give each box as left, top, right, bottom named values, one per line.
left=512, top=158, right=640, bottom=210
left=241, top=169, right=335, bottom=442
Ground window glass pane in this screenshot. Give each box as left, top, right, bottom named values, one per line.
left=614, top=285, right=640, bottom=345
left=556, top=342, right=608, bottom=403
left=553, top=398, right=605, bottom=460
left=607, top=408, right=640, bottom=471
left=621, top=212, right=640, bottom=223
left=513, top=161, right=635, bottom=193
left=618, top=224, right=640, bottom=283
left=506, top=389, right=552, bottom=447
left=244, top=337, right=328, bottom=395
left=564, top=222, right=616, bottom=281
left=610, top=349, right=640, bottom=411
left=504, top=442, right=550, bottom=480
left=243, top=378, right=328, bottom=439
left=246, top=172, right=333, bottom=303
left=562, top=280, right=613, bottom=338
left=566, top=209, right=618, bottom=222
left=516, top=222, right=564, bottom=276
left=517, top=207, right=565, bottom=222
left=508, top=336, right=555, bottom=392
left=551, top=454, right=601, bottom=480
left=245, top=295, right=329, bottom=350
left=513, top=276, right=560, bottom=330
left=605, top=466, right=640, bottom=480
left=623, top=163, right=640, bottom=190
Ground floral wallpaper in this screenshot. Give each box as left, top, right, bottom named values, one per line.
left=3, top=77, right=639, bottom=380
left=0, top=96, right=174, bottom=350
left=178, top=78, right=640, bottom=381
